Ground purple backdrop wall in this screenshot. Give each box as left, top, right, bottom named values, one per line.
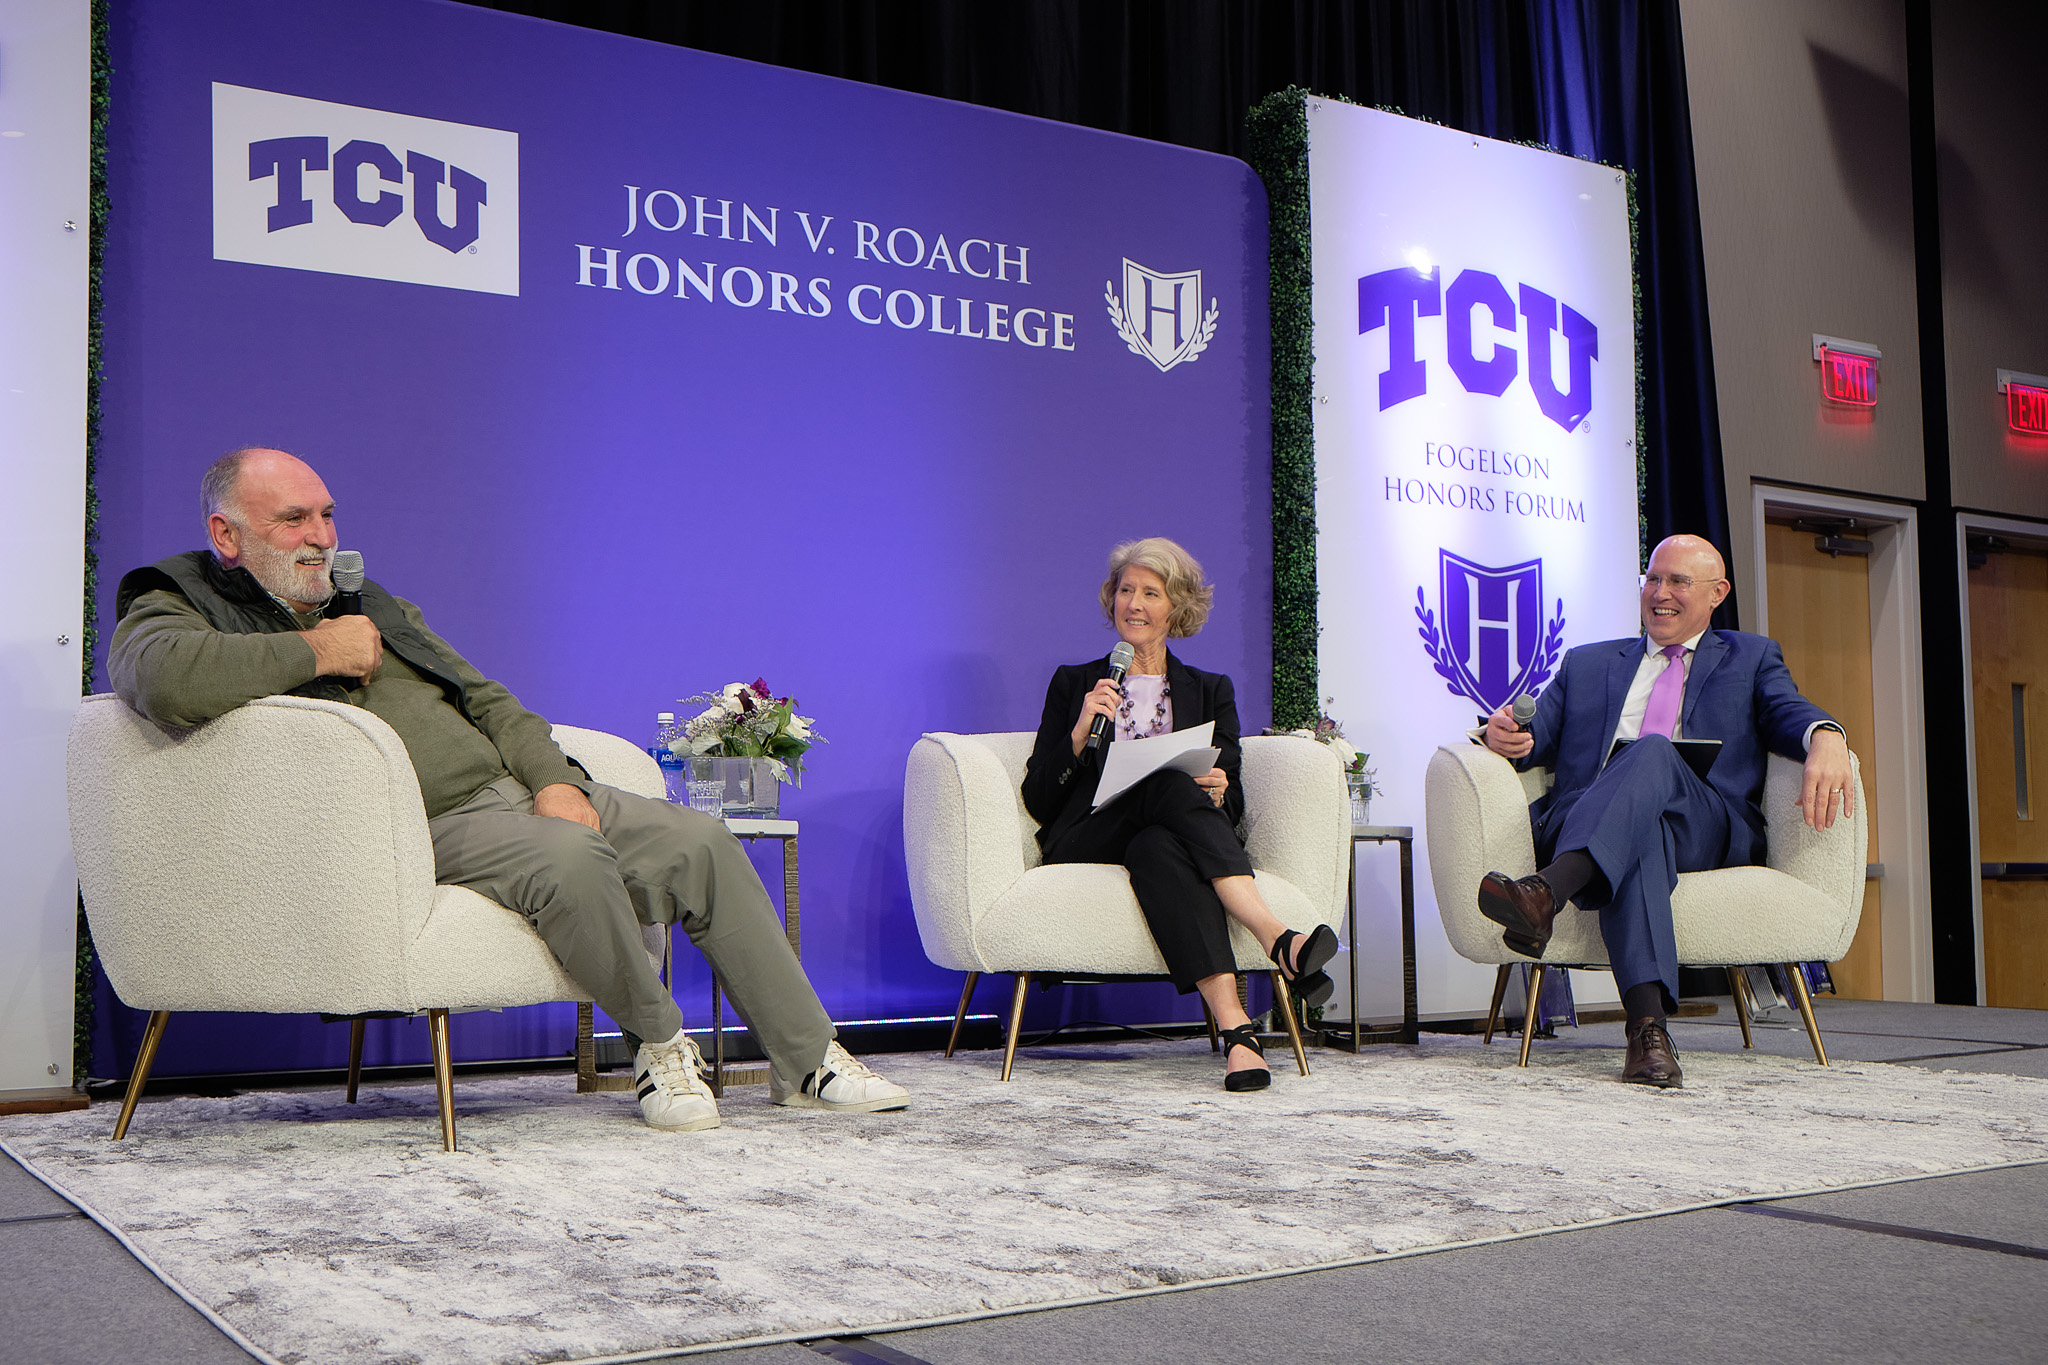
left=94, top=0, right=1271, bottom=1077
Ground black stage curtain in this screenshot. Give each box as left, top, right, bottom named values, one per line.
left=468, top=0, right=1731, bottom=610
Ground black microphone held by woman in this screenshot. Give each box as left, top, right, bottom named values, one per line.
left=1020, top=537, right=1340, bottom=1093
left=1085, top=641, right=1135, bottom=751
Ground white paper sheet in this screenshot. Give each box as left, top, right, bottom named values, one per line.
left=1092, top=721, right=1221, bottom=810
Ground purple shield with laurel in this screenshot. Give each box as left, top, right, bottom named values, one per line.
left=1441, top=551, right=1543, bottom=712
left=1414, top=551, right=1567, bottom=711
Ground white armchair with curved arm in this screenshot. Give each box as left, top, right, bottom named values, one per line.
left=903, top=731, right=1352, bottom=1079
left=65, top=692, right=665, bottom=1152
left=1423, top=741, right=1867, bottom=1066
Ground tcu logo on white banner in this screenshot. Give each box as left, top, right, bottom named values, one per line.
left=1105, top=259, right=1218, bottom=372
left=1360, top=266, right=1597, bottom=433
left=212, top=83, right=519, bottom=296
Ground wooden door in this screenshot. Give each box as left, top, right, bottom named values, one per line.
left=1764, top=521, right=1882, bottom=998
left=1969, top=544, right=2048, bottom=1009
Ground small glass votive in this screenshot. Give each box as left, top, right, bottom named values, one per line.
left=686, top=776, right=724, bottom=815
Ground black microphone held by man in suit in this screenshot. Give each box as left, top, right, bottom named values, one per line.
left=1474, top=534, right=1855, bottom=1088
left=1020, top=536, right=1339, bottom=1093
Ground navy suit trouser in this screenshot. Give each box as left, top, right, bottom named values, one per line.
left=1536, top=735, right=1733, bottom=1015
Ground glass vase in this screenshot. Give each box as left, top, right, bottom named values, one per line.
left=1346, top=772, right=1372, bottom=827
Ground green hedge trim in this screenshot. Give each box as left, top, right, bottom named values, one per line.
left=1246, top=88, right=1318, bottom=732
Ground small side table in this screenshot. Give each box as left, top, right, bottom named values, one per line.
left=1319, top=824, right=1419, bottom=1049
left=574, top=815, right=800, bottom=1095
left=709, top=818, right=799, bottom=1094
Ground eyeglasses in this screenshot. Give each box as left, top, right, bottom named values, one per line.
left=1641, top=573, right=1722, bottom=592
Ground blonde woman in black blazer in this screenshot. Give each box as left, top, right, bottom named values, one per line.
left=1021, top=537, right=1337, bottom=1092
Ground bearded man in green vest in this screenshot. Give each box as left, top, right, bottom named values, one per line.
left=110, top=446, right=908, bottom=1132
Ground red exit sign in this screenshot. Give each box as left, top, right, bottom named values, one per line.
left=2000, top=370, right=2048, bottom=435
left=1813, top=335, right=1880, bottom=409
left=1821, top=348, right=1877, bottom=405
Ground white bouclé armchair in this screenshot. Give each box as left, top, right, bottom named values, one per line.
left=903, top=731, right=1352, bottom=1078
left=1424, top=742, right=1868, bottom=1066
left=66, top=693, right=665, bottom=1151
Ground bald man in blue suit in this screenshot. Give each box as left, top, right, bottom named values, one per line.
left=1476, top=535, right=1856, bottom=1088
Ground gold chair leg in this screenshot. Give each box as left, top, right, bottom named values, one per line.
left=346, top=1017, right=367, bottom=1103
left=1483, top=964, right=1512, bottom=1045
left=1269, top=971, right=1311, bottom=1076
left=1203, top=999, right=1221, bottom=1052
left=1516, top=965, right=1547, bottom=1068
left=112, top=1011, right=170, bottom=1141
left=428, top=1008, right=457, bottom=1152
left=1000, top=974, right=1030, bottom=1081
left=1784, top=963, right=1829, bottom=1066
left=945, top=972, right=980, bottom=1058
left=1727, top=967, right=1755, bottom=1049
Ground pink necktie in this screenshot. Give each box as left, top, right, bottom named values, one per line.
left=1640, top=644, right=1687, bottom=739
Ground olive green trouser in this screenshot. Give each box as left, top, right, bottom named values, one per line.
left=427, top=777, right=833, bottom=1090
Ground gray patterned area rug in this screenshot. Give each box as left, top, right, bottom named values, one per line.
left=6, top=1036, right=2047, bottom=1365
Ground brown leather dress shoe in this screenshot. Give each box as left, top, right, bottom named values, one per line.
left=1477, top=871, right=1559, bottom=958
left=1623, top=1017, right=1683, bottom=1088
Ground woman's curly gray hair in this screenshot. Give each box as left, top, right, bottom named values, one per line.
left=1098, top=537, right=1214, bottom=638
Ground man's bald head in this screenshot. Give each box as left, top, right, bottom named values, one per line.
left=1650, top=535, right=1726, bottom=582
left=1641, top=534, right=1731, bottom=646
left=202, top=447, right=340, bottom=611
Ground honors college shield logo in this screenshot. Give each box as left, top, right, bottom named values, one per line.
left=1414, top=550, right=1567, bottom=712
left=1105, top=259, right=1219, bottom=372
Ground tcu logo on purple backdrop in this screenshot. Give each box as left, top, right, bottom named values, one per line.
left=1105, top=259, right=1219, bottom=372
left=212, top=84, right=520, bottom=297
left=250, top=136, right=487, bottom=253
left=1359, top=266, right=1598, bottom=433
left=1414, top=550, right=1567, bottom=712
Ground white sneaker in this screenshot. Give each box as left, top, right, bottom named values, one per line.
left=770, top=1041, right=911, bottom=1113
left=634, top=1030, right=720, bottom=1132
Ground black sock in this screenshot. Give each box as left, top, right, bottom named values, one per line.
left=1622, top=982, right=1666, bottom=1025
left=1537, top=849, right=1598, bottom=904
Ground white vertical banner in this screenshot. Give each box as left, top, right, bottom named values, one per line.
left=1308, top=101, right=1641, bottom=1019
left=0, top=0, right=88, bottom=1101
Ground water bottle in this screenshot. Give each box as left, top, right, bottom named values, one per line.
left=652, top=711, right=687, bottom=803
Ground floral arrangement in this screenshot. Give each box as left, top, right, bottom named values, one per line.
left=673, top=678, right=824, bottom=786
left=1286, top=705, right=1379, bottom=800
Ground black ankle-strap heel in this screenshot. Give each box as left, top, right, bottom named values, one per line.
left=1269, top=924, right=1339, bottom=1007
left=1218, top=1023, right=1271, bottom=1093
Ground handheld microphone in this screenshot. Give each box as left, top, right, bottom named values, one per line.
left=1086, top=641, right=1136, bottom=752
left=1509, top=693, right=1537, bottom=732
left=331, top=550, right=365, bottom=616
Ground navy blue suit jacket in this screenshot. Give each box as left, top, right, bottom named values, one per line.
left=1522, top=630, right=1835, bottom=867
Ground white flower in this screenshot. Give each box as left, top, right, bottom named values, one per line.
left=786, top=713, right=813, bottom=741
left=1329, top=736, right=1359, bottom=768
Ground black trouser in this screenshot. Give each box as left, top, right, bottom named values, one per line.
left=1043, top=769, right=1255, bottom=992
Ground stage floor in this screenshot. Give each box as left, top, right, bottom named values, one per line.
left=4, top=996, right=2045, bottom=1365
